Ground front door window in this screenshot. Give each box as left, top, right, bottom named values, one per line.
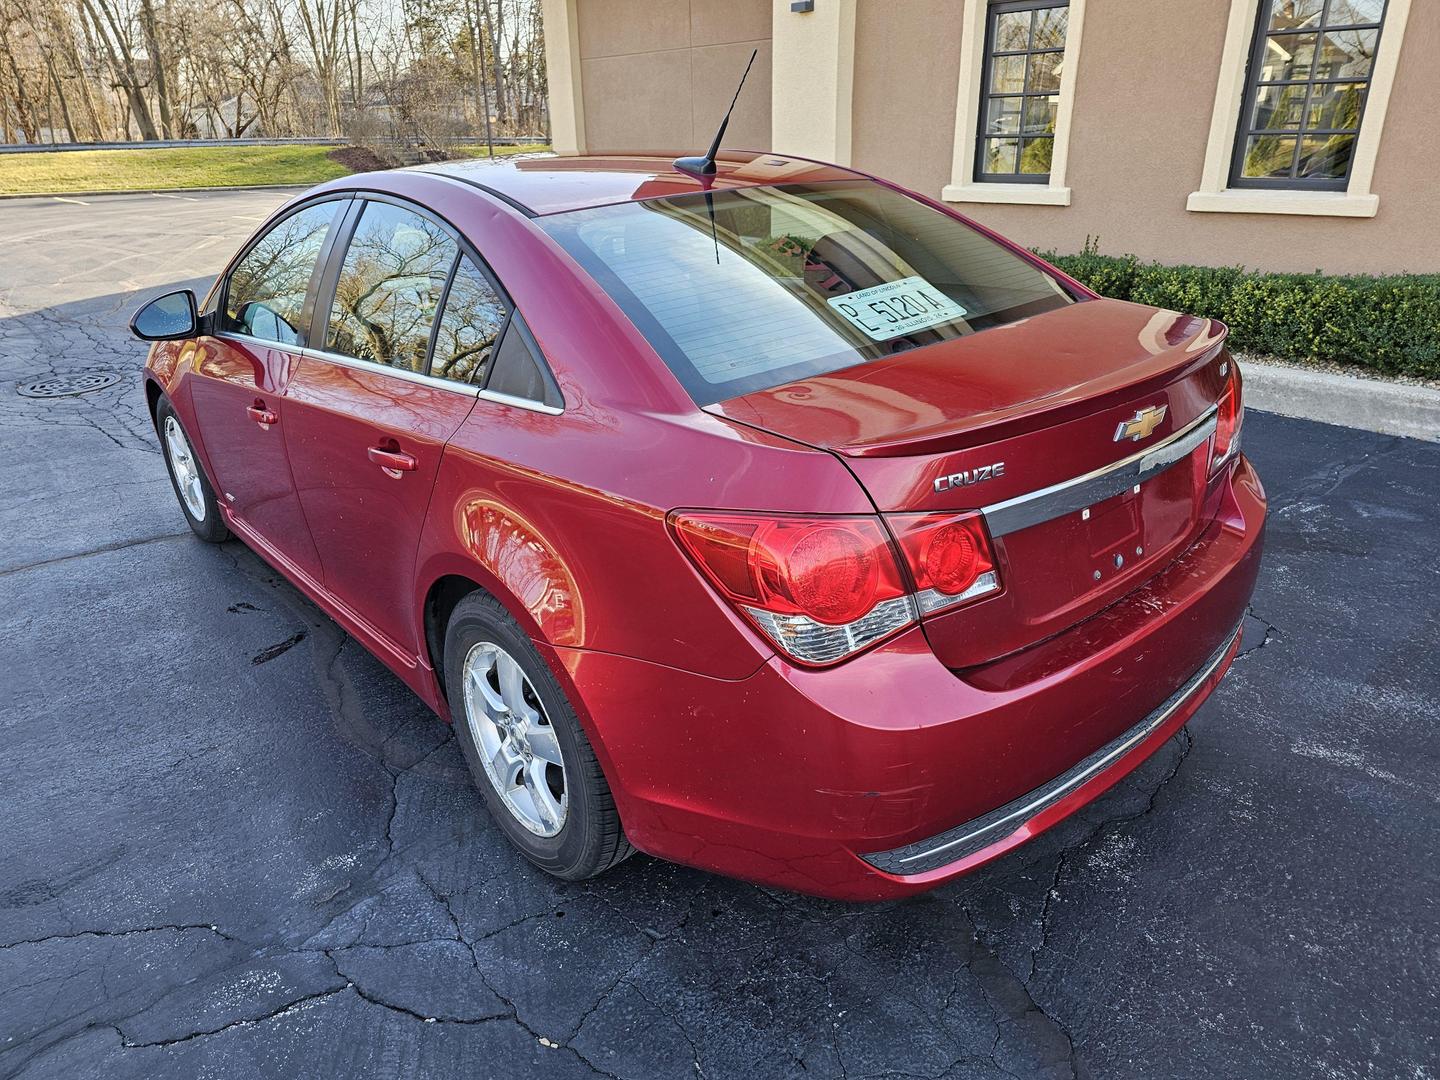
left=222, top=201, right=340, bottom=346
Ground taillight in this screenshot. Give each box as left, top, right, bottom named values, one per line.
left=669, top=509, right=1002, bottom=666
left=888, top=512, right=1002, bottom=615
left=1212, top=360, right=1244, bottom=472
left=669, top=512, right=914, bottom=665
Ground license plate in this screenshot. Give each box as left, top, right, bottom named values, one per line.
left=826, top=275, right=968, bottom=341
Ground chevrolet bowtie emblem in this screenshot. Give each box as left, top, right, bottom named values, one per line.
left=1114, top=405, right=1167, bottom=443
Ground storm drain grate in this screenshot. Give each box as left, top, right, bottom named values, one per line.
left=16, top=371, right=122, bottom=398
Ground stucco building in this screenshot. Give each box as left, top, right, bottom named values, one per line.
left=540, top=0, right=1436, bottom=274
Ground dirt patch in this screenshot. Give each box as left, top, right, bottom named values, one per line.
left=327, top=146, right=391, bottom=173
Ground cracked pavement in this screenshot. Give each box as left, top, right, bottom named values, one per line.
left=2, top=191, right=1437, bottom=1080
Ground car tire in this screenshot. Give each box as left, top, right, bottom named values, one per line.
left=444, top=591, right=634, bottom=879
left=156, top=396, right=230, bottom=543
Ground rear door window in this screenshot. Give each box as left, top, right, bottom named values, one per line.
left=540, top=181, right=1075, bottom=405
left=223, top=201, right=341, bottom=346
left=430, top=255, right=509, bottom=386
left=325, top=201, right=458, bottom=372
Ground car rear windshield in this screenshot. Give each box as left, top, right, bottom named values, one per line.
left=539, top=181, right=1076, bottom=406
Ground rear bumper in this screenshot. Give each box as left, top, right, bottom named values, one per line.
left=554, top=454, right=1266, bottom=900
left=861, top=624, right=1238, bottom=876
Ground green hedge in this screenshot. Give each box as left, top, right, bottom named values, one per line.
left=1040, top=249, right=1440, bottom=379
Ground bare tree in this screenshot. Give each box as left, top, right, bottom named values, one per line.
left=0, top=5, right=43, bottom=143
left=0, top=0, right=548, bottom=145
left=135, top=0, right=173, bottom=136
left=79, top=0, right=159, bottom=139
left=294, top=0, right=344, bottom=136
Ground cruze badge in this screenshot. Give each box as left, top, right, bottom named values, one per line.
left=1114, top=405, right=1167, bottom=443
left=934, top=462, right=1005, bottom=493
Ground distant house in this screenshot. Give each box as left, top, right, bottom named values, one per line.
left=540, top=0, right=1435, bottom=275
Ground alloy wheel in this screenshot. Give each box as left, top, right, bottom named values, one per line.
left=163, top=414, right=207, bottom=522
left=461, top=641, right=568, bottom=836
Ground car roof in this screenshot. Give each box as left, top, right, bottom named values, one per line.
left=409, top=150, right=867, bottom=217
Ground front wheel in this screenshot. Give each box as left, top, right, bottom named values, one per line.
left=157, top=396, right=229, bottom=543
left=444, top=592, right=633, bottom=879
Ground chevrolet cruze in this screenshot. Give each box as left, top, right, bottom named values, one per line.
left=132, top=152, right=1265, bottom=900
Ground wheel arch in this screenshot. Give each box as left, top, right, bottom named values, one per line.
left=417, top=556, right=552, bottom=705
left=416, top=562, right=627, bottom=808
left=144, top=375, right=164, bottom=429
left=423, top=572, right=487, bottom=701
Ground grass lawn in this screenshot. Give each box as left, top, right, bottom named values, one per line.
left=0, top=142, right=551, bottom=196
left=448, top=143, right=551, bottom=160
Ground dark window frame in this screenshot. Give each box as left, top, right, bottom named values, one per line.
left=974, top=0, right=1070, bottom=186
left=307, top=192, right=515, bottom=377
left=310, top=199, right=467, bottom=375
left=427, top=252, right=514, bottom=388
left=211, top=193, right=352, bottom=345
left=1229, top=0, right=1389, bottom=191
left=311, top=192, right=560, bottom=404
left=210, top=188, right=562, bottom=407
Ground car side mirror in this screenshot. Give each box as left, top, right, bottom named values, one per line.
left=130, top=289, right=199, bottom=341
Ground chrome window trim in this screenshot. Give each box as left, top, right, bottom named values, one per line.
left=212, top=330, right=313, bottom=354
left=477, top=388, right=564, bottom=416
left=295, top=344, right=483, bottom=397
left=862, top=621, right=1242, bottom=876
left=213, top=333, right=564, bottom=413
left=981, top=405, right=1218, bottom=538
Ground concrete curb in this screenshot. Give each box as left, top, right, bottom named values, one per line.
left=0, top=184, right=311, bottom=200
left=1242, top=361, right=1440, bottom=443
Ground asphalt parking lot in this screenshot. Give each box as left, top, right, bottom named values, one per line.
left=1, top=190, right=1436, bottom=1080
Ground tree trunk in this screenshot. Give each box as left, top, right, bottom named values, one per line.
left=482, top=0, right=506, bottom=127
left=75, top=1, right=117, bottom=139
left=0, top=21, right=39, bottom=142
left=59, top=14, right=105, bottom=140
left=346, top=0, right=362, bottom=108
left=297, top=0, right=342, bottom=136
left=82, top=0, right=160, bottom=139
left=465, top=0, right=494, bottom=153
left=137, top=0, right=174, bottom=138
left=42, top=53, right=77, bottom=141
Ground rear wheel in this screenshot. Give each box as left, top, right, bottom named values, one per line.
left=444, top=592, right=633, bottom=879
left=157, top=397, right=229, bottom=543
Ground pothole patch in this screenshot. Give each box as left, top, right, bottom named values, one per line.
left=16, top=371, right=123, bottom=398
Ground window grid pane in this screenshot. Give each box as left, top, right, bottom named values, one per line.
left=1231, top=0, right=1388, bottom=189
left=974, top=1, right=1069, bottom=185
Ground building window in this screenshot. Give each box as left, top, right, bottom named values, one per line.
left=975, top=0, right=1069, bottom=184
left=944, top=0, right=1085, bottom=206
left=1230, top=0, right=1388, bottom=190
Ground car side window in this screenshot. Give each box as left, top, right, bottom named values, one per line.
left=486, top=314, right=563, bottom=409
left=326, top=202, right=458, bottom=372
left=430, top=256, right=509, bottom=386
left=223, top=201, right=340, bottom=346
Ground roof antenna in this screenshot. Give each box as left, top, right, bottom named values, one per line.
left=674, top=48, right=758, bottom=180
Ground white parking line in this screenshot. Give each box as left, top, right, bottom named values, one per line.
left=50, top=196, right=89, bottom=205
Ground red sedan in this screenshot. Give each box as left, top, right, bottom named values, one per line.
left=132, top=152, right=1264, bottom=900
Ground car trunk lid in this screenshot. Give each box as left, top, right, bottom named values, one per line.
left=706, top=299, right=1233, bottom=668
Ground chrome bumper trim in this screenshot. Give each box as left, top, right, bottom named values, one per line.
left=981, top=406, right=1218, bottom=538
left=861, top=622, right=1242, bottom=877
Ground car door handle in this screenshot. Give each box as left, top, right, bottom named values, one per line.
left=247, top=404, right=278, bottom=426
left=368, top=445, right=418, bottom=473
